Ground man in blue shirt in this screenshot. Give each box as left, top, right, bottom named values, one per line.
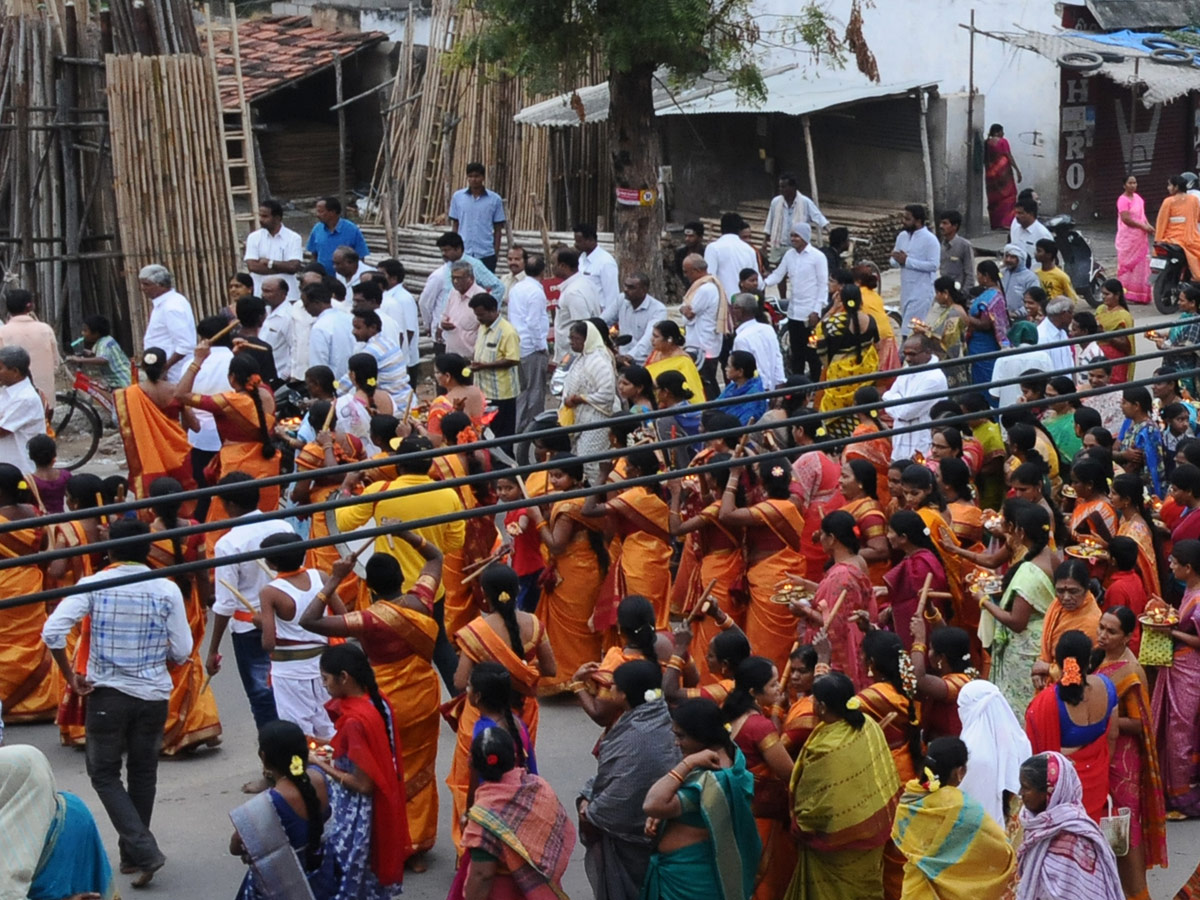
left=305, top=196, right=369, bottom=273
left=448, top=161, right=506, bottom=272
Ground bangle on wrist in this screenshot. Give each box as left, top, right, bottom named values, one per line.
left=814, top=662, right=831, bottom=676
left=666, top=768, right=685, bottom=784
left=718, top=616, right=735, bottom=631
left=910, top=642, right=927, bottom=655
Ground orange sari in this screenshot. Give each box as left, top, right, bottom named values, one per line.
left=947, top=500, right=984, bottom=548
left=842, top=496, right=889, bottom=585
left=689, top=503, right=746, bottom=682
left=605, top=486, right=673, bottom=631
left=782, top=694, right=817, bottom=754
left=1069, top=497, right=1118, bottom=539
left=916, top=507, right=973, bottom=631
left=846, top=422, right=894, bottom=508
left=0, top=516, right=57, bottom=722
left=51, top=520, right=97, bottom=746
left=296, top=436, right=366, bottom=611
left=1039, top=595, right=1103, bottom=663
left=449, top=616, right=545, bottom=849
left=537, top=499, right=606, bottom=694
left=345, top=592, right=441, bottom=855
left=733, top=713, right=796, bottom=900
left=431, top=454, right=501, bottom=640
left=148, top=531, right=223, bottom=755
left=745, top=499, right=806, bottom=672
left=114, top=384, right=195, bottom=501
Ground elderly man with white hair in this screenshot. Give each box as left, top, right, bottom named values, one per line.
left=1037, top=297, right=1075, bottom=372
left=764, top=220, right=827, bottom=380
left=0, top=345, right=47, bottom=472
left=139, top=264, right=195, bottom=382
left=680, top=254, right=727, bottom=398
left=729, top=293, right=785, bottom=390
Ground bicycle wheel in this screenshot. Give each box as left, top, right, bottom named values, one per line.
left=51, top=392, right=102, bottom=470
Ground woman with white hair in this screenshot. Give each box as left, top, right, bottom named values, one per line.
left=957, top=678, right=1032, bottom=827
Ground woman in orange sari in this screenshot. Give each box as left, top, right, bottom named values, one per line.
left=575, top=594, right=671, bottom=728
left=448, top=564, right=555, bottom=851
left=430, top=411, right=501, bottom=641
left=114, top=347, right=197, bottom=501
left=582, top=449, right=673, bottom=632
left=0, top=464, right=57, bottom=723
left=846, top=387, right=894, bottom=509
left=292, top=401, right=366, bottom=611
left=426, top=353, right=487, bottom=437
left=790, top=412, right=845, bottom=579
left=1096, top=606, right=1167, bottom=899
left=299, top=532, right=444, bottom=869
left=1112, top=473, right=1164, bottom=601
left=527, top=455, right=607, bottom=694
left=719, top=459, right=806, bottom=673
left=936, top=457, right=984, bottom=548
left=838, top=459, right=891, bottom=586
left=782, top=644, right=818, bottom=754
left=1067, top=457, right=1118, bottom=543
left=175, top=349, right=279, bottom=555
left=146, top=476, right=222, bottom=755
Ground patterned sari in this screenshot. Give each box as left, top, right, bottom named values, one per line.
left=846, top=422, right=894, bottom=508
left=791, top=451, right=844, bottom=580
left=745, top=499, right=807, bottom=672
left=804, top=561, right=874, bottom=689
left=986, top=561, right=1054, bottom=718
left=0, top=516, right=57, bottom=722
left=842, top=496, right=889, bottom=585
left=1151, top=585, right=1200, bottom=816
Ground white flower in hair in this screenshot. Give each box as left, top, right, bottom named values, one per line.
left=644, top=688, right=663, bottom=702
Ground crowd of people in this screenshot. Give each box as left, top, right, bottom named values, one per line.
left=4, top=159, right=1200, bottom=900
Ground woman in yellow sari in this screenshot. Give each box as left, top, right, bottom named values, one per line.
left=1111, top=473, right=1164, bottom=600
left=146, top=476, right=222, bottom=755
left=814, top=285, right=879, bottom=439
left=786, top=670, right=900, bottom=900
left=644, top=320, right=704, bottom=404
left=0, top=465, right=58, bottom=723
left=174, top=349, right=279, bottom=554
left=1096, top=278, right=1136, bottom=383
left=114, top=347, right=197, bottom=500
left=292, top=402, right=366, bottom=611
left=430, top=411, right=501, bottom=641
left=298, top=531, right=444, bottom=870
left=853, top=265, right=900, bottom=378
left=891, top=737, right=1015, bottom=900
left=527, top=455, right=608, bottom=694
left=720, top=459, right=807, bottom=673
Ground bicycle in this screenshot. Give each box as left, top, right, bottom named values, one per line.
left=51, top=368, right=109, bottom=469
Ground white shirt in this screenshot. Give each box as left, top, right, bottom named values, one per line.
left=683, top=282, right=723, bottom=359
left=764, top=193, right=828, bottom=250
left=579, top=245, right=620, bottom=310
left=0, top=377, right=46, bottom=472
left=244, top=225, right=303, bottom=299
left=892, top=227, right=941, bottom=334
left=764, top=243, right=828, bottom=319
left=382, top=284, right=420, bottom=367
left=143, top=289, right=196, bottom=382
left=42, top=564, right=191, bottom=702
left=990, top=348, right=1054, bottom=410
left=290, top=300, right=312, bottom=375
left=1036, top=318, right=1072, bottom=372
left=212, top=512, right=296, bottom=634
left=704, top=234, right=759, bottom=299
left=883, top=359, right=949, bottom=462
left=1009, top=219, right=1052, bottom=265
left=185, top=346, right=234, bottom=452
left=309, top=307, right=356, bottom=380
left=261, top=300, right=297, bottom=382
left=336, top=261, right=376, bottom=290
left=732, top=319, right=785, bottom=390
left=418, top=263, right=449, bottom=333
left=554, top=272, right=603, bottom=356
left=602, top=294, right=666, bottom=364
left=508, top=277, right=550, bottom=355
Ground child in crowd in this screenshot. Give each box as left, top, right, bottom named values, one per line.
left=258, top=532, right=334, bottom=741
left=27, top=434, right=70, bottom=512
left=495, top=471, right=544, bottom=612
left=101, top=475, right=138, bottom=520
left=1104, top=536, right=1147, bottom=652
left=66, top=314, right=133, bottom=390
left=1162, top=402, right=1192, bottom=474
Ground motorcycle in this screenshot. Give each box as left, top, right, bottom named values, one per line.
left=1045, top=214, right=1106, bottom=307
left=1151, top=241, right=1192, bottom=314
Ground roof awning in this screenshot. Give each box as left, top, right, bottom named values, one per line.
left=514, top=65, right=938, bottom=127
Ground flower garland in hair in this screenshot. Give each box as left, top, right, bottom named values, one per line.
left=366, top=376, right=377, bottom=387
left=1060, top=657, right=1083, bottom=686
left=245, top=373, right=262, bottom=391
left=771, top=466, right=785, bottom=478
left=898, top=648, right=918, bottom=697
left=289, top=755, right=304, bottom=777
left=845, top=696, right=862, bottom=710
left=963, top=653, right=980, bottom=680
left=461, top=366, right=473, bottom=379
left=922, top=765, right=942, bottom=792
left=643, top=688, right=663, bottom=703
left=456, top=425, right=481, bottom=446
left=143, top=349, right=161, bottom=366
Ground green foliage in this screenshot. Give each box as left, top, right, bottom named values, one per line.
left=1165, top=29, right=1200, bottom=49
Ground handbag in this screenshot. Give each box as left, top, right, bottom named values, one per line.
left=1137, top=624, right=1175, bottom=668
left=1100, top=795, right=1131, bottom=857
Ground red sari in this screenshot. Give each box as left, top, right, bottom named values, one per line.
left=791, top=450, right=844, bottom=579
left=846, top=423, right=894, bottom=509
left=1025, top=684, right=1112, bottom=822
left=986, top=136, right=1018, bottom=228
left=804, top=561, right=875, bottom=690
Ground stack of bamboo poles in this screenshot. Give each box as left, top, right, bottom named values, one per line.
left=106, top=54, right=237, bottom=340
left=106, top=0, right=200, bottom=55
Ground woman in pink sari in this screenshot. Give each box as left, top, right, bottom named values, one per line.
left=986, top=124, right=1021, bottom=229
left=1116, top=176, right=1155, bottom=305
left=790, top=412, right=844, bottom=579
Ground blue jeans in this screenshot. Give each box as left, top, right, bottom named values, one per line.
left=231, top=629, right=278, bottom=728
left=517, top=570, right=543, bottom=613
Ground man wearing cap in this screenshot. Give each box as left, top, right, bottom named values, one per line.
left=762, top=173, right=828, bottom=265
left=1001, top=242, right=1040, bottom=321
left=764, top=221, right=827, bottom=379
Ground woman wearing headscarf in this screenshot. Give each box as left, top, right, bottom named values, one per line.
left=1016, top=751, right=1123, bottom=900
left=559, top=320, right=617, bottom=486
left=0, top=744, right=117, bottom=898
left=958, top=679, right=1032, bottom=828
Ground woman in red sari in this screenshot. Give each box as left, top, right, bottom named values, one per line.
left=719, top=459, right=807, bottom=673
left=846, top=387, right=894, bottom=509
left=790, top=412, right=844, bottom=579
left=880, top=510, right=948, bottom=650
left=175, top=349, right=279, bottom=554
left=430, top=411, right=501, bottom=641
left=839, top=459, right=891, bottom=586
left=985, top=124, right=1021, bottom=229
left=901, top=463, right=971, bottom=632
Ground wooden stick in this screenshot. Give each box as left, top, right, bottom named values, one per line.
left=255, top=558, right=273, bottom=577
left=516, top=474, right=529, bottom=498
left=199, top=671, right=214, bottom=697
left=94, top=492, right=108, bottom=527
left=205, top=318, right=237, bottom=345
left=685, top=578, right=720, bottom=621
left=321, top=401, right=335, bottom=433
left=217, top=578, right=258, bottom=616
left=461, top=549, right=506, bottom=585
left=781, top=638, right=802, bottom=685
left=400, top=390, right=415, bottom=423
left=878, top=711, right=898, bottom=730
left=821, top=588, right=850, bottom=632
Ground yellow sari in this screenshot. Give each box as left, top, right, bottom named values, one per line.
left=608, top=486, right=673, bottom=631
left=646, top=351, right=704, bottom=403
left=0, top=516, right=58, bottom=722
left=296, top=436, right=366, bottom=611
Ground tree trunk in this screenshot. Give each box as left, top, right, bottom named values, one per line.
left=607, top=63, right=665, bottom=299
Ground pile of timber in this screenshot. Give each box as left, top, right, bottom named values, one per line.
left=106, top=54, right=238, bottom=338
left=106, top=0, right=200, bottom=55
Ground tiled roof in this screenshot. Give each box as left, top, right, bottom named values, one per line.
left=203, top=15, right=387, bottom=108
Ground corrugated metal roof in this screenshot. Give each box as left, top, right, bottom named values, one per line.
left=1084, top=0, right=1200, bottom=30
left=991, top=28, right=1200, bottom=106
left=513, top=66, right=937, bottom=127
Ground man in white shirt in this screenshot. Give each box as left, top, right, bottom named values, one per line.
left=730, top=293, right=785, bottom=390
left=508, top=254, right=551, bottom=433
left=259, top=276, right=296, bottom=382
left=890, top=205, right=941, bottom=337
left=680, top=255, right=726, bottom=398
left=182, top=316, right=235, bottom=520
left=302, top=279, right=355, bottom=380
left=139, top=264, right=196, bottom=382
left=575, top=223, right=620, bottom=310
left=205, top=474, right=294, bottom=729
left=377, top=259, right=421, bottom=384
left=764, top=221, right=827, bottom=380
left=42, top=518, right=191, bottom=885
left=1037, top=297, right=1074, bottom=372
left=244, top=200, right=303, bottom=299
left=883, top=335, right=949, bottom=462
left=603, top=271, right=665, bottom=366
left=990, top=323, right=1053, bottom=410
left=0, top=346, right=48, bottom=471
left=1009, top=197, right=1052, bottom=266
left=762, top=173, right=829, bottom=264
left=332, top=246, right=375, bottom=289
left=553, top=248, right=603, bottom=360
left=350, top=280, right=402, bottom=347
left=704, top=212, right=760, bottom=300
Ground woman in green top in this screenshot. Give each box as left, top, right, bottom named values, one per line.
left=1042, top=376, right=1083, bottom=460
left=980, top=500, right=1058, bottom=717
